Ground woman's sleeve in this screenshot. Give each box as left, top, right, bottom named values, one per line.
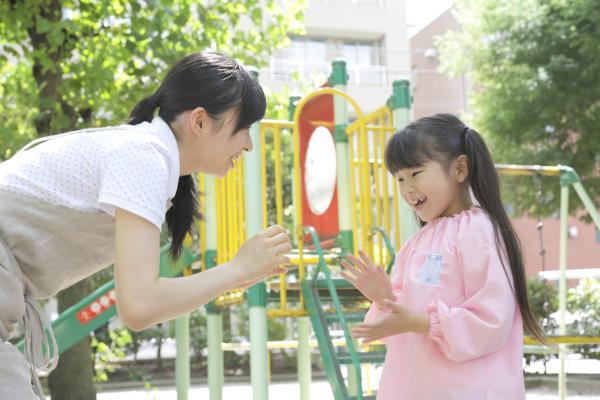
left=97, top=142, right=171, bottom=229
left=426, top=221, right=518, bottom=362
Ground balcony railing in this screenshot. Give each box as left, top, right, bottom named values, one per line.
left=261, top=59, right=389, bottom=86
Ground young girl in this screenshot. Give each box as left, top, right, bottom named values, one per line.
left=341, top=113, right=546, bottom=399
left=0, top=52, right=290, bottom=399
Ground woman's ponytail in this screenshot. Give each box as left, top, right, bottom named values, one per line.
left=166, top=175, right=201, bottom=259
left=129, top=94, right=160, bottom=125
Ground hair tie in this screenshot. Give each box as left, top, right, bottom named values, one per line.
left=461, top=126, right=469, bottom=151
left=149, top=93, right=160, bottom=108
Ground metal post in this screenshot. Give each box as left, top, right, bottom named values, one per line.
left=558, top=181, right=569, bottom=400
left=330, top=59, right=354, bottom=254
left=297, top=316, right=311, bottom=400
left=246, top=67, right=269, bottom=400
left=175, top=314, right=190, bottom=400
left=388, top=79, right=419, bottom=244
left=204, top=174, right=224, bottom=400
left=329, top=59, right=358, bottom=396
left=289, top=95, right=312, bottom=400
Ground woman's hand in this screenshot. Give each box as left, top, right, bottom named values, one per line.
left=231, top=266, right=288, bottom=290
left=231, top=225, right=291, bottom=283
left=351, top=299, right=430, bottom=343
left=340, top=250, right=395, bottom=308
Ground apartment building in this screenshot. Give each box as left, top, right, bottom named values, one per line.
left=260, top=0, right=411, bottom=114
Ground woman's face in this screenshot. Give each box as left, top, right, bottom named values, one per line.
left=178, top=107, right=253, bottom=177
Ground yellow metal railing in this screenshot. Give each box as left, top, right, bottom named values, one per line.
left=260, top=119, right=307, bottom=317
left=214, top=158, right=246, bottom=306
left=347, top=105, right=398, bottom=267
left=197, top=173, right=206, bottom=271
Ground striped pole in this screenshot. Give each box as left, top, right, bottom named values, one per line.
left=246, top=67, right=270, bottom=400
left=387, top=79, right=419, bottom=244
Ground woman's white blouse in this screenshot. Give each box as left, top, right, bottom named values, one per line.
left=0, top=117, right=180, bottom=229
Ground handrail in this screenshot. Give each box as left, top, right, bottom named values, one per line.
left=370, top=227, right=396, bottom=273
left=304, top=226, right=365, bottom=398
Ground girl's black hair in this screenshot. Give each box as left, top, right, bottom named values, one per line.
left=128, top=52, right=266, bottom=259
left=384, top=113, right=548, bottom=345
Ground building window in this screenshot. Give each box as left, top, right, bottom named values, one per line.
left=268, top=37, right=386, bottom=86
left=343, top=41, right=380, bottom=66
left=286, top=38, right=328, bottom=63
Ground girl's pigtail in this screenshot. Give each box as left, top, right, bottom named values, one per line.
left=464, top=128, right=550, bottom=346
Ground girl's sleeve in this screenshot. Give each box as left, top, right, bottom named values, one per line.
left=426, top=220, right=518, bottom=362
left=364, top=243, right=409, bottom=324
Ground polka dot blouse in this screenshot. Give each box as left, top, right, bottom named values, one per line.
left=0, top=117, right=180, bottom=229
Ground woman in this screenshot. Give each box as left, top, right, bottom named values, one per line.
left=0, top=52, right=290, bottom=399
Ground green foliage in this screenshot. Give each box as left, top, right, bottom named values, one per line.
left=0, top=0, right=306, bottom=158
left=525, top=277, right=600, bottom=371
left=567, top=278, right=600, bottom=359
left=524, top=277, right=559, bottom=371
left=91, top=326, right=132, bottom=382
left=527, top=276, right=559, bottom=329
left=438, top=0, right=600, bottom=217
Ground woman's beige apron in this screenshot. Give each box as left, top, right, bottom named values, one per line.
left=0, top=131, right=119, bottom=399
left=0, top=190, right=115, bottom=399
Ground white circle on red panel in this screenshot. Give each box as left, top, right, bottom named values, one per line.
left=304, top=126, right=337, bottom=216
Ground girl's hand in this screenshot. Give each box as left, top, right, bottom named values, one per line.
left=351, top=299, right=430, bottom=343
left=231, top=225, right=291, bottom=283
left=340, top=250, right=395, bottom=308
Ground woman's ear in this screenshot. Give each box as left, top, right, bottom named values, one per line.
left=190, top=107, right=209, bottom=137
left=454, top=155, right=469, bottom=184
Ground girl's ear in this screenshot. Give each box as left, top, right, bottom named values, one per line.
left=454, top=155, right=469, bottom=184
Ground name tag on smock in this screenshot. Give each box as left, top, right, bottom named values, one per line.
left=417, top=254, right=443, bottom=286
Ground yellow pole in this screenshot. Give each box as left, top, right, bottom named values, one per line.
left=260, top=124, right=268, bottom=229
left=348, top=133, right=359, bottom=256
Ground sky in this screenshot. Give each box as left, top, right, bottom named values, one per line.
left=405, top=0, right=454, bottom=37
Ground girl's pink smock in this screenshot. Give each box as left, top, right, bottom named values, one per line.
left=366, top=207, right=525, bottom=399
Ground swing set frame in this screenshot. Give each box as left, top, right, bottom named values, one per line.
left=496, top=164, right=600, bottom=400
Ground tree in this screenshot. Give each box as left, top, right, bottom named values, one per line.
left=0, top=0, right=305, bottom=397
left=438, top=0, right=600, bottom=217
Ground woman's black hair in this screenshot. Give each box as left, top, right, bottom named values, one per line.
left=384, top=113, right=548, bottom=345
left=128, top=52, right=266, bottom=259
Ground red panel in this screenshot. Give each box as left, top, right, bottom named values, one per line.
left=298, top=93, right=340, bottom=243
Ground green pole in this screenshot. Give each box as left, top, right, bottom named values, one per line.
left=204, top=174, right=224, bottom=400
left=388, top=79, right=419, bottom=244
left=330, top=59, right=353, bottom=254
left=558, top=179, right=569, bottom=400
left=329, top=59, right=358, bottom=396
left=289, top=95, right=312, bottom=400
left=207, top=312, right=223, bottom=400
left=246, top=67, right=269, bottom=400
left=175, top=314, right=190, bottom=400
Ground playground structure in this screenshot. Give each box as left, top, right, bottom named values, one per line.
left=18, top=60, right=600, bottom=400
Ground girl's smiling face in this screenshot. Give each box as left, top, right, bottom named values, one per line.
left=394, top=157, right=472, bottom=222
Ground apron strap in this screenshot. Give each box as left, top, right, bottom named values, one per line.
left=23, top=296, right=58, bottom=400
